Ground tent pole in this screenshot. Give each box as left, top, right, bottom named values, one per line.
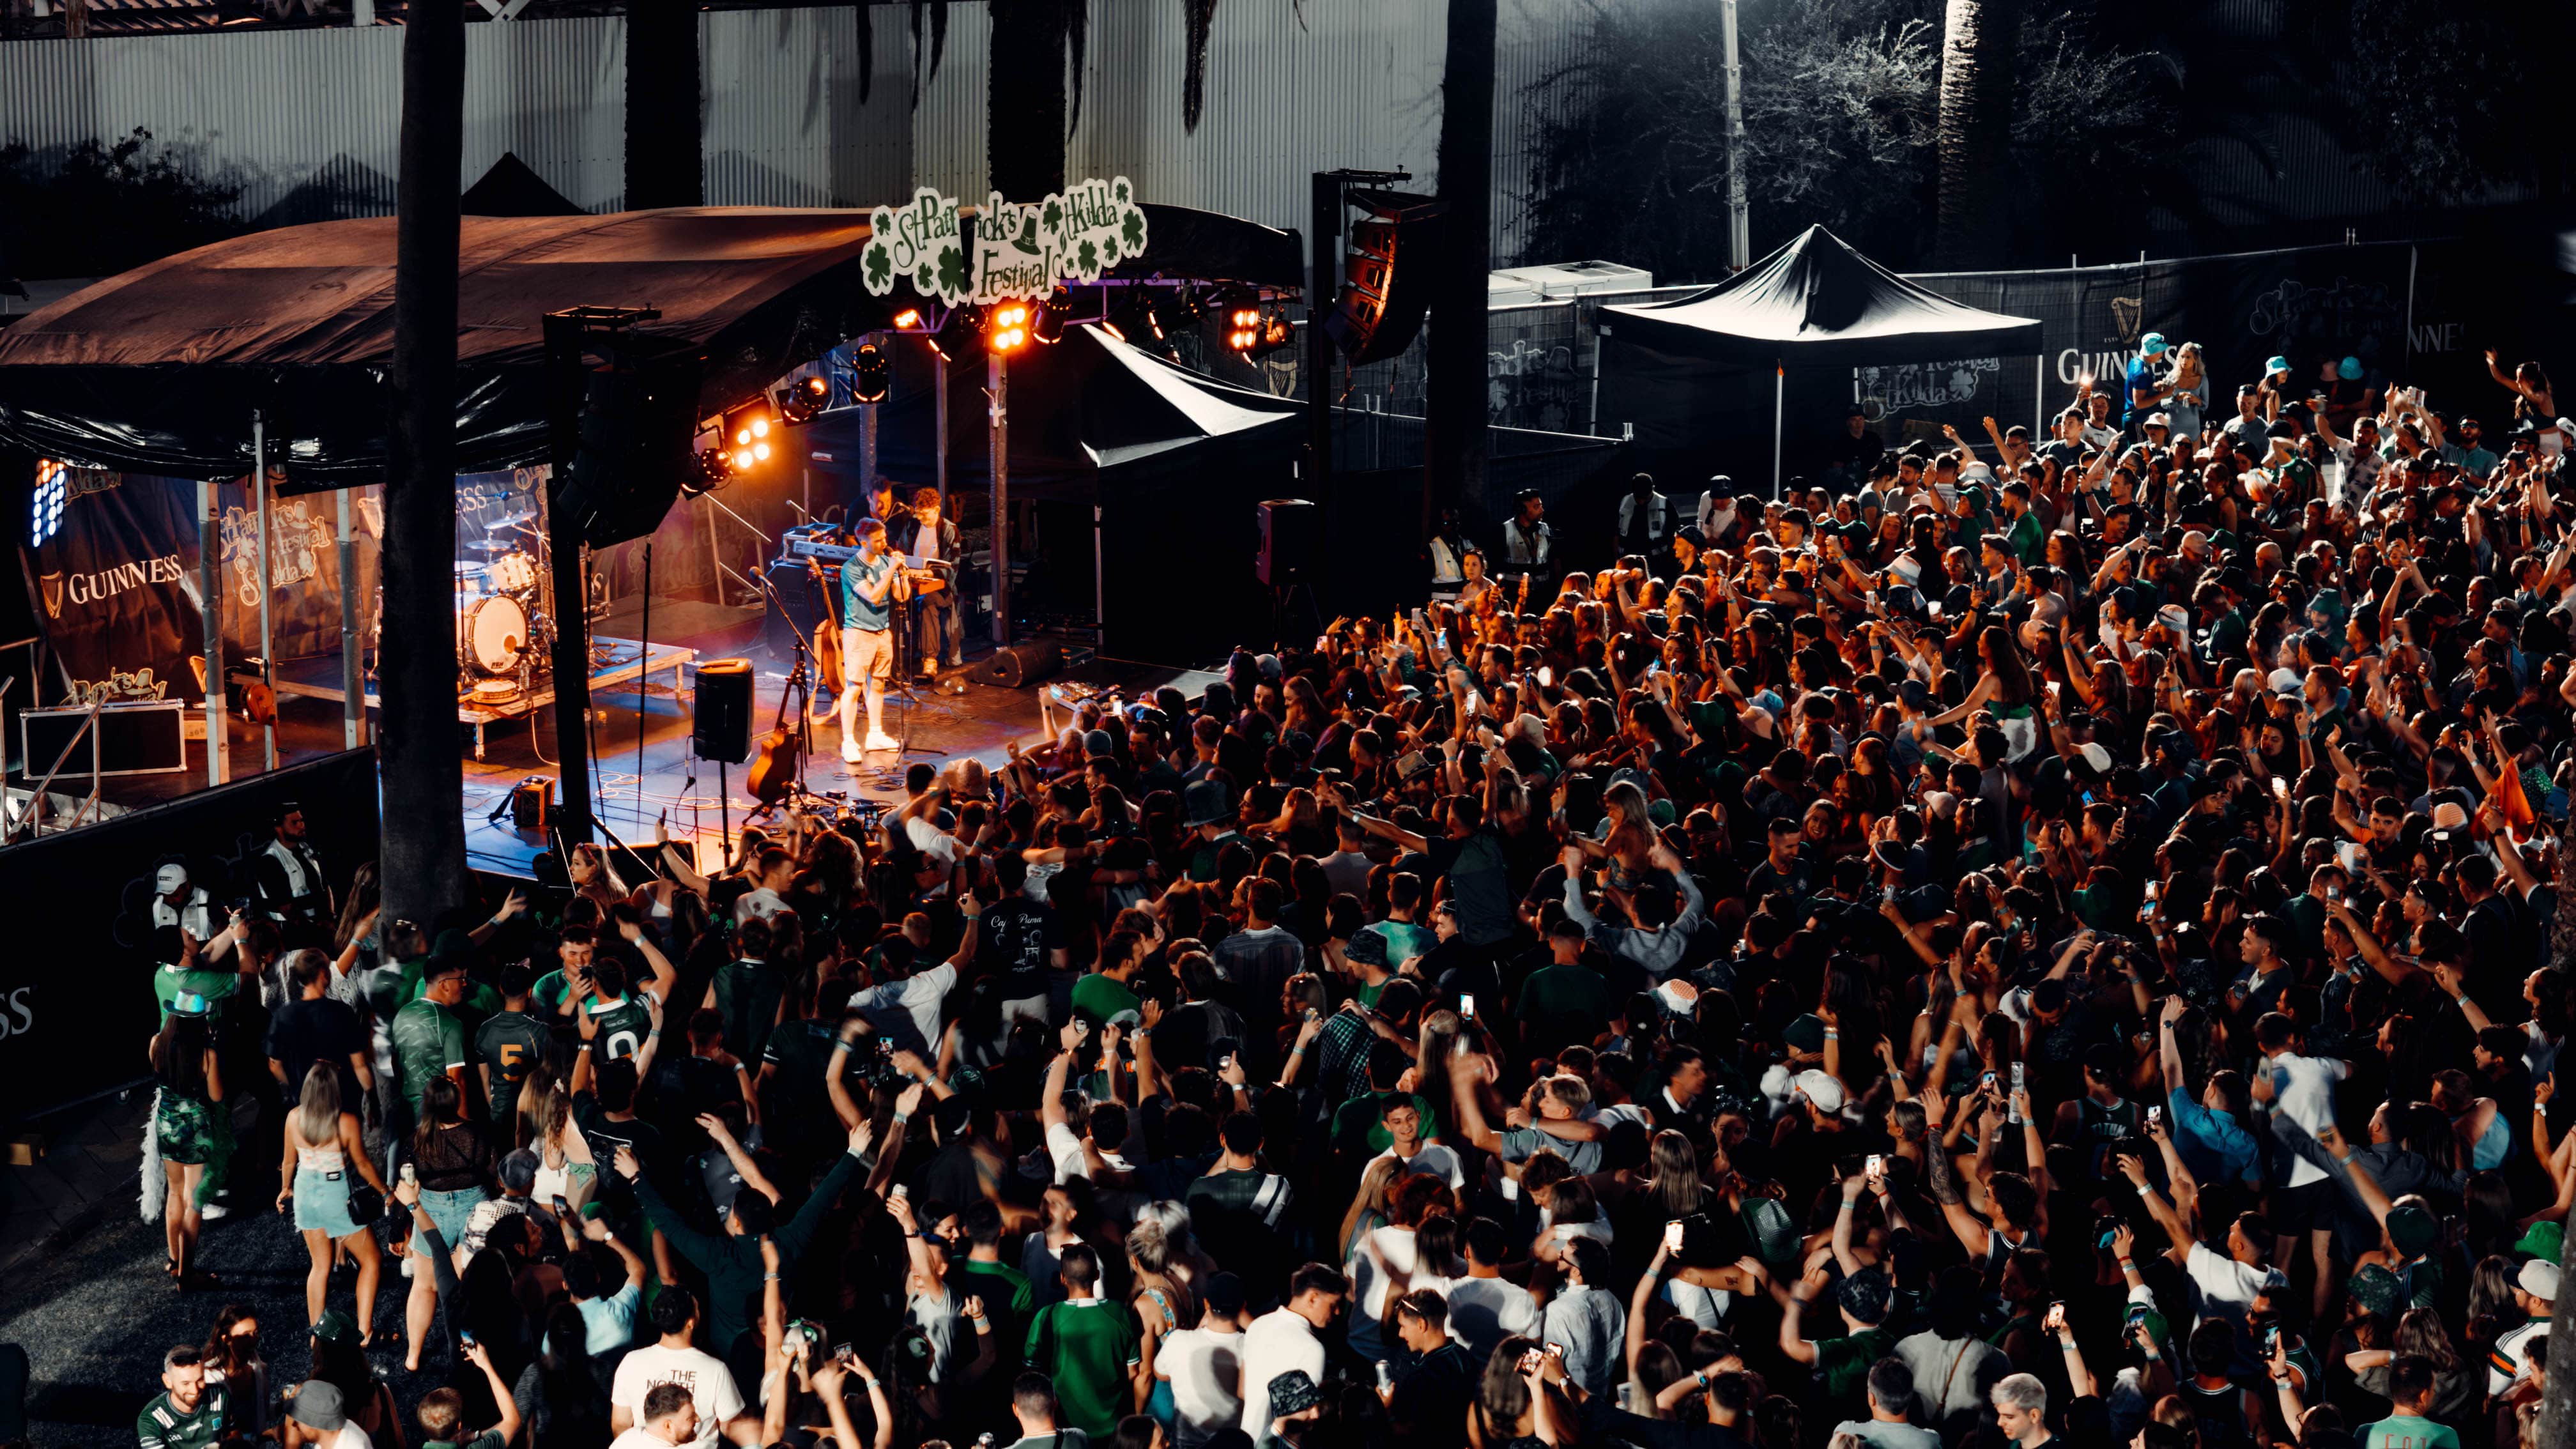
left=1771, top=363, right=1784, bottom=502
left=337, top=487, right=362, bottom=749
left=936, top=348, right=949, bottom=516
left=254, top=411, right=276, bottom=771
left=989, top=351, right=1010, bottom=649
left=200, top=479, right=228, bottom=787
left=2032, top=354, right=2044, bottom=436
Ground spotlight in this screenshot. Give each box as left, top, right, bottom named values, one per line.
left=693, top=447, right=735, bottom=491
left=719, top=401, right=779, bottom=469
left=892, top=308, right=923, bottom=330
left=1032, top=286, right=1071, bottom=344
left=988, top=301, right=1030, bottom=354
left=850, top=342, right=891, bottom=402
left=777, top=372, right=831, bottom=425
left=1225, top=304, right=1263, bottom=353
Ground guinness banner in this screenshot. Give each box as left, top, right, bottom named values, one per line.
left=23, top=463, right=204, bottom=706
left=212, top=471, right=383, bottom=667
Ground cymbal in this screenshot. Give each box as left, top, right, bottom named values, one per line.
left=454, top=560, right=487, bottom=574
left=465, top=539, right=514, bottom=553
left=483, top=508, right=540, bottom=530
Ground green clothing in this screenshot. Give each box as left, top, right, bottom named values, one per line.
left=585, top=993, right=653, bottom=1062
left=1070, top=972, right=1142, bottom=1026
left=473, top=1009, right=551, bottom=1124
left=1186, top=831, right=1245, bottom=883
left=1025, top=1297, right=1144, bottom=1438
left=154, top=1089, right=222, bottom=1167
left=1515, top=962, right=1611, bottom=1029
left=136, top=1386, right=229, bottom=1449
left=2359, top=1416, right=2459, bottom=1449
left=1815, top=1326, right=1897, bottom=1406
left=712, top=959, right=787, bottom=1064
left=390, top=997, right=467, bottom=1116
left=152, top=962, right=239, bottom=1022
left=633, top=1149, right=861, bottom=1353
left=1329, top=1091, right=1441, bottom=1155
left=2005, top=509, right=2046, bottom=565
left=419, top=1434, right=508, bottom=1449
left=957, top=1258, right=1037, bottom=1368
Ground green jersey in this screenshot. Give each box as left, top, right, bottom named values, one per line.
left=1024, top=1297, right=1143, bottom=1438
left=152, top=962, right=240, bottom=1023
left=2360, top=1418, right=2459, bottom=1449
left=712, top=959, right=786, bottom=1064
left=585, top=992, right=653, bottom=1062
left=956, top=1259, right=1036, bottom=1368
left=390, top=997, right=466, bottom=1116
left=136, top=1386, right=228, bottom=1449
left=473, top=1008, right=551, bottom=1123
left=1070, top=971, right=1141, bottom=1027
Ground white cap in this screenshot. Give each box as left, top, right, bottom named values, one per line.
left=155, top=862, right=189, bottom=894
left=1792, top=1068, right=1847, bottom=1114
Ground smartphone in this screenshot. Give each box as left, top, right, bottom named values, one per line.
left=890, top=1182, right=908, bottom=1200
left=2146, top=1105, right=2162, bottom=1128
left=1546, top=1343, right=1566, bottom=1361
left=1664, top=1220, right=1686, bottom=1255
left=1460, top=993, right=1476, bottom=1020
left=1866, top=1154, right=1885, bottom=1179
left=2010, top=1062, right=2025, bottom=1092
left=2266, top=1326, right=2281, bottom=1353
left=2272, top=776, right=2290, bottom=801
left=1517, top=1349, right=1543, bottom=1376
left=2138, top=898, right=2158, bottom=923
left=1073, top=1018, right=1092, bottom=1040
left=459, top=1329, right=477, bottom=1347
left=1537, top=666, right=1554, bottom=688
left=2045, top=1302, right=2066, bottom=1332
left=834, top=1342, right=856, bottom=1364
left=1219, top=1053, right=1236, bottom=1072
left=1375, top=1360, right=1395, bottom=1393
left=2325, top=885, right=2342, bottom=901
left=551, top=1195, right=572, bottom=1218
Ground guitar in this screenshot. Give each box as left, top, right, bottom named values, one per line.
left=804, top=558, right=845, bottom=698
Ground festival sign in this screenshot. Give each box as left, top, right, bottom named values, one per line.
left=861, top=176, right=1148, bottom=308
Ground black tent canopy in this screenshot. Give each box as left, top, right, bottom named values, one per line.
left=1603, top=225, right=2041, bottom=492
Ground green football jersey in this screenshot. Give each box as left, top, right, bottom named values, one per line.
left=390, top=997, right=466, bottom=1115
left=473, top=1008, right=551, bottom=1123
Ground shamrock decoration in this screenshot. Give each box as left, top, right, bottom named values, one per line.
left=1043, top=199, right=1064, bottom=233
left=1114, top=178, right=1130, bottom=203
left=1077, top=238, right=1098, bottom=275
left=1121, top=208, right=1146, bottom=253
left=915, top=262, right=935, bottom=293
left=862, top=241, right=893, bottom=293
left=935, top=243, right=968, bottom=300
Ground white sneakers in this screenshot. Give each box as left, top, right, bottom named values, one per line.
left=864, top=730, right=901, bottom=752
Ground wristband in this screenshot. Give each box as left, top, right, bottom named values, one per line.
left=764, top=1272, right=782, bottom=1282
left=893, top=1113, right=910, bottom=1124
left=1823, top=1028, right=1839, bottom=1039
left=1839, top=1199, right=1857, bottom=1212
left=2136, top=1184, right=2152, bottom=1197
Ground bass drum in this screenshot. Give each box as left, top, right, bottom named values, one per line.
left=461, top=594, right=529, bottom=675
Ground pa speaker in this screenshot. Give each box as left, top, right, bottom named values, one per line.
left=1257, top=498, right=1320, bottom=586
left=1325, top=190, right=1444, bottom=365
left=554, top=349, right=701, bottom=548
left=977, top=640, right=1062, bottom=689
left=692, top=658, right=756, bottom=763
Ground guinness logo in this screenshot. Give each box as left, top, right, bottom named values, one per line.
left=40, top=572, right=63, bottom=620
left=2110, top=296, right=2143, bottom=342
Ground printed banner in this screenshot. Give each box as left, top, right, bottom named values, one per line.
left=861, top=176, right=1149, bottom=307
left=213, top=470, right=383, bottom=667
left=24, top=463, right=204, bottom=706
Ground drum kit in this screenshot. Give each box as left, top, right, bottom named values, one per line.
left=453, top=505, right=558, bottom=703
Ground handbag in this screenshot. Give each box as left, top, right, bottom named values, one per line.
left=346, top=1178, right=386, bottom=1225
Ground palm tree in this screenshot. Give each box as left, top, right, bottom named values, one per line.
left=1934, top=0, right=2018, bottom=267
left=382, top=0, right=473, bottom=923
left=988, top=0, right=1089, bottom=198
left=1424, top=0, right=1496, bottom=530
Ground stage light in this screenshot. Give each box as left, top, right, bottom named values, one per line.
left=1225, top=303, right=1262, bottom=353
left=893, top=308, right=923, bottom=330
left=29, top=459, right=65, bottom=547
left=850, top=342, right=891, bottom=402
left=719, top=401, right=779, bottom=470
left=988, top=301, right=1030, bottom=354
left=776, top=372, right=832, bottom=425
left=732, top=447, right=755, bottom=470
left=1032, top=286, right=1070, bottom=344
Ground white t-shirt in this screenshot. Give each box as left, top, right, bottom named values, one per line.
left=737, top=887, right=792, bottom=925
left=610, top=1342, right=745, bottom=1449
left=1156, top=1326, right=1246, bottom=1448
left=1374, top=1142, right=1465, bottom=1191
left=1445, top=1275, right=1541, bottom=1360
left=1237, top=1307, right=1325, bottom=1438
left=847, top=960, right=956, bottom=1054
left=2183, top=1241, right=2269, bottom=1337
left=1346, top=1225, right=1418, bottom=1362
left=2265, top=1052, right=2348, bottom=1187
left=608, top=1430, right=677, bottom=1449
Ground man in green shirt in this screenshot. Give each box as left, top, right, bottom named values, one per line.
left=390, top=955, right=471, bottom=1129
left=473, top=962, right=551, bottom=1128
left=1515, top=917, right=1611, bottom=1054
left=954, top=1199, right=1037, bottom=1366
left=579, top=958, right=655, bottom=1064
left=136, top=1346, right=227, bottom=1449
left=1784, top=1261, right=1897, bottom=1418
left=1023, top=1243, right=1144, bottom=1439
left=1070, top=930, right=1145, bottom=1027
left=709, top=917, right=786, bottom=1066
left=2357, top=1358, right=2460, bottom=1449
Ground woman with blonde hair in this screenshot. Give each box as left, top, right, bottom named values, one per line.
left=274, top=1064, right=390, bottom=1341
left=2166, top=341, right=2208, bottom=441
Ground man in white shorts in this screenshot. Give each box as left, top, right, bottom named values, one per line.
left=838, top=516, right=909, bottom=760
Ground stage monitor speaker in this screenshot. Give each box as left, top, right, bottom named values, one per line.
left=693, top=658, right=756, bottom=763
left=554, top=348, right=702, bottom=548
left=1324, top=190, right=1444, bottom=365
left=20, top=699, right=187, bottom=778
left=977, top=639, right=1062, bottom=689
left=510, top=778, right=558, bottom=831
left=1257, top=498, right=1320, bottom=586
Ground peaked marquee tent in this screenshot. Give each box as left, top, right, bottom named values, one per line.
left=1602, top=225, right=2043, bottom=493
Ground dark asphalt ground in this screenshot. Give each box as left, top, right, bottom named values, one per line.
left=1, top=1112, right=438, bottom=1449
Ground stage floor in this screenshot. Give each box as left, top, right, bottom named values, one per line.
left=18, top=615, right=1219, bottom=875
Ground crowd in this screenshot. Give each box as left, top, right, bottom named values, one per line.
left=122, top=333, right=2574, bottom=1449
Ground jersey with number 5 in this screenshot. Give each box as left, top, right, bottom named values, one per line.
left=474, top=1009, right=551, bottom=1123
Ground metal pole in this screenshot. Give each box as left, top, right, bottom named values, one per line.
left=634, top=540, right=652, bottom=793
left=1590, top=316, right=1607, bottom=438
left=1719, top=0, right=1749, bottom=272
left=935, top=349, right=951, bottom=515
left=989, top=351, right=1011, bottom=648
left=1771, top=362, right=1784, bottom=500
left=1308, top=172, right=1338, bottom=503
left=860, top=395, right=878, bottom=496
left=2404, top=245, right=2418, bottom=372
left=336, top=487, right=362, bottom=749
left=541, top=313, right=596, bottom=847
left=253, top=412, right=276, bottom=770
left=2032, top=354, right=2045, bottom=436
left=199, top=479, right=227, bottom=786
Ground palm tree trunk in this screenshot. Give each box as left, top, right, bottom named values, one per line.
left=988, top=0, right=1069, bottom=199
left=380, top=0, right=471, bottom=928
left=1935, top=0, right=2018, bottom=268
left=626, top=0, right=703, bottom=210
left=1424, top=0, right=1496, bottom=534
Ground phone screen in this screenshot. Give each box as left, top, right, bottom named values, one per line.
left=1664, top=1220, right=1685, bottom=1254
left=1460, top=993, right=1476, bottom=1020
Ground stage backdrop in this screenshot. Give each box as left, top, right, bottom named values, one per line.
left=0, top=746, right=379, bottom=1118
left=20, top=461, right=205, bottom=707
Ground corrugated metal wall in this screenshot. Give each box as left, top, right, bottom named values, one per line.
left=0, top=0, right=1593, bottom=258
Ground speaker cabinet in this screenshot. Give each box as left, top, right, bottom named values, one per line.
left=1257, top=498, right=1320, bottom=586
left=977, top=640, right=1063, bottom=689
left=692, top=658, right=755, bottom=763
left=1325, top=190, right=1444, bottom=365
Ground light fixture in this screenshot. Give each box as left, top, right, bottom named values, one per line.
left=29, top=459, right=65, bottom=547
left=851, top=342, right=891, bottom=402
left=692, top=447, right=735, bottom=491
left=892, top=308, right=923, bottom=330
left=777, top=372, right=832, bottom=425
left=1225, top=304, right=1263, bottom=353
left=1031, top=286, right=1071, bottom=344
left=718, top=401, right=778, bottom=471
left=988, top=301, right=1030, bottom=354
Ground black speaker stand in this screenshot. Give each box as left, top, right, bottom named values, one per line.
left=1272, top=579, right=1323, bottom=647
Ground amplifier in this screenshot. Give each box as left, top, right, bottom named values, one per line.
left=20, top=698, right=188, bottom=778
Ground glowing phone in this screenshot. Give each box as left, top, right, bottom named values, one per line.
left=1664, top=1220, right=1685, bottom=1255
left=1460, top=994, right=1476, bottom=1020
